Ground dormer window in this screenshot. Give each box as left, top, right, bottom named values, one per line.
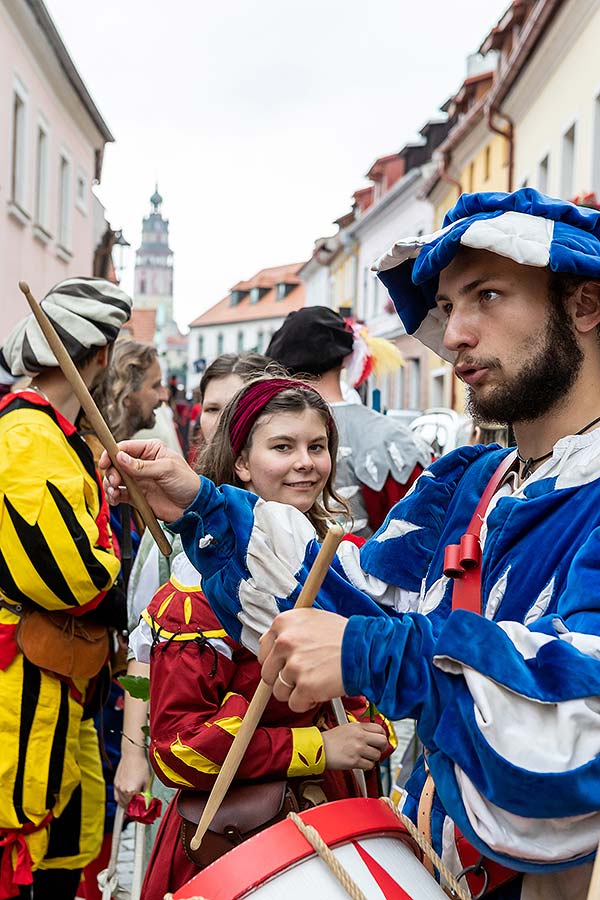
left=230, top=289, right=248, bottom=306
left=276, top=283, right=291, bottom=300
left=250, top=287, right=268, bottom=304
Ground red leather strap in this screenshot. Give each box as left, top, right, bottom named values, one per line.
left=454, top=826, right=518, bottom=896
left=444, top=451, right=518, bottom=614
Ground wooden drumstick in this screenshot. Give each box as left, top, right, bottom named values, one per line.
left=189, top=523, right=344, bottom=851
left=18, top=281, right=171, bottom=557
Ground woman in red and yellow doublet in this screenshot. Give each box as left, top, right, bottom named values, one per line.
left=140, top=557, right=396, bottom=900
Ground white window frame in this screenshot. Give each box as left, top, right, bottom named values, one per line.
left=57, top=149, right=73, bottom=254
left=537, top=153, right=550, bottom=194
left=560, top=122, right=577, bottom=200
left=408, top=358, right=421, bottom=410
left=430, top=366, right=451, bottom=407
left=34, top=115, right=50, bottom=235
left=75, top=167, right=87, bottom=215
left=9, top=75, right=29, bottom=217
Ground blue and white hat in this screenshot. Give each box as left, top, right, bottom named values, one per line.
left=372, top=188, right=600, bottom=361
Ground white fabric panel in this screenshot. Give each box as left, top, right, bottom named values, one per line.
left=374, top=518, right=422, bottom=543
left=455, top=765, right=600, bottom=864
left=127, top=538, right=161, bottom=629
left=128, top=617, right=153, bottom=664
left=440, top=816, right=468, bottom=896
left=484, top=567, right=510, bottom=620
left=371, top=218, right=460, bottom=274
left=239, top=499, right=316, bottom=651
left=524, top=577, right=555, bottom=626
left=460, top=212, right=553, bottom=267
left=171, top=551, right=201, bottom=587
left=413, top=307, right=456, bottom=362
left=336, top=539, right=419, bottom=611
left=419, top=574, right=449, bottom=616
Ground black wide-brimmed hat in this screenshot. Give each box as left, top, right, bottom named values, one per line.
left=266, top=306, right=354, bottom=376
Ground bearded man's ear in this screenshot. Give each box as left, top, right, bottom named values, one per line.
left=571, top=281, right=600, bottom=335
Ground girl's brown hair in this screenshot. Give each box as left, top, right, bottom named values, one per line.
left=197, top=374, right=349, bottom=538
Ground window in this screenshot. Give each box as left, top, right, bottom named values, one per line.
left=484, top=145, right=491, bottom=181
left=217, top=332, right=224, bottom=355
left=276, top=283, right=288, bottom=301
left=237, top=330, right=244, bottom=352
left=538, top=155, right=549, bottom=193
left=408, top=358, right=421, bottom=409
left=257, top=329, right=264, bottom=352
left=249, top=287, right=260, bottom=304
left=197, top=335, right=204, bottom=358
left=58, top=153, right=72, bottom=249
left=10, top=79, right=28, bottom=211
left=34, top=121, right=49, bottom=230
left=76, top=169, right=87, bottom=214
left=560, top=124, right=576, bottom=200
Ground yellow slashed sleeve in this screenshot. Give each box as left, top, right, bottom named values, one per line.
left=287, top=727, right=326, bottom=777
left=0, top=409, right=119, bottom=610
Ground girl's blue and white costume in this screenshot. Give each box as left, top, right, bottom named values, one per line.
left=168, top=190, right=600, bottom=899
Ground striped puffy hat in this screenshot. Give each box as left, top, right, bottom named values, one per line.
left=0, top=277, right=132, bottom=376
left=372, top=188, right=600, bottom=362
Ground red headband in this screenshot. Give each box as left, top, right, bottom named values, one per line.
left=229, top=378, right=330, bottom=457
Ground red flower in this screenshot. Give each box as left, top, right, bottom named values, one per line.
left=125, top=792, right=162, bottom=824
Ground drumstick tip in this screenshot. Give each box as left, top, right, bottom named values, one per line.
left=18, top=281, right=30, bottom=294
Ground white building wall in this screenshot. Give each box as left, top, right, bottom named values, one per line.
left=507, top=0, right=600, bottom=198
left=0, top=0, right=108, bottom=340
left=351, top=173, right=433, bottom=324
left=301, top=262, right=331, bottom=308
left=187, top=316, right=288, bottom=390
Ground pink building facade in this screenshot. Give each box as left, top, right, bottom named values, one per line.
left=0, top=0, right=113, bottom=340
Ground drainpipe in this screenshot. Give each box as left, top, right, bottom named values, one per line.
left=486, top=104, right=514, bottom=191
left=438, top=150, right=463, bottom=199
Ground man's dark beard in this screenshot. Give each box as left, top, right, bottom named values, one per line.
left=127, top=397, right=157, bottom=434
left=465, top=301, right=584, bottom=425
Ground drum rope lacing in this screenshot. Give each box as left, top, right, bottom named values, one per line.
left=288, top=811, right=368, bottom=900
left=381, top=798, right=472, bottom=900
left=287, top=801, right=471, bottom=900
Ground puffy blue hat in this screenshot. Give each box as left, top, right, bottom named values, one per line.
left=373, top=188, right=600, bottom=361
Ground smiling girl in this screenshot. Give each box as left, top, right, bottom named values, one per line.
left=137, top=376, right=395, bottom=900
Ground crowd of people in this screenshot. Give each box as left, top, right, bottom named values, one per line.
left=2, top=186, right=600, bottom=900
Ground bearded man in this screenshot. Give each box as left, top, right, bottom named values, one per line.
left=101, top=189, right=600, bottom=899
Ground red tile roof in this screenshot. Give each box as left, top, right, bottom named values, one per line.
left=189, top=262, right=306, bottom=327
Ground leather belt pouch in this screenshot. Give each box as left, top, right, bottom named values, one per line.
left=178, top=780, right=299, bottom=869
left=15, top=608, right=109, bottom=679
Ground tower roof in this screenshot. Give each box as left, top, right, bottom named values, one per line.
left=150, top=185, right=163, bottom=211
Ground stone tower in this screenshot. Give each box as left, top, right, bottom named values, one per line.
left=133, top=186, right=174, bottom=326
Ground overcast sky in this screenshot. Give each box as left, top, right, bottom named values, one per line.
left=45, top=0, right=508, bottom=330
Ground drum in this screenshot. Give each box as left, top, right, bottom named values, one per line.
left=172, top=797, right=448, bottom=900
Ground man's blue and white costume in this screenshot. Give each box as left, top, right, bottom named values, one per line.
left=170, top=190, right=600, bottom=899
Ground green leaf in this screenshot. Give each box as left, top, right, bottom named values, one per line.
left=141, top=725, right=150, bottom=738
left=118, top=674, right=150, bottom=701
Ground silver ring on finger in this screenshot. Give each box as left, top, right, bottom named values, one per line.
left=277, top=670, right=295, bottom=690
